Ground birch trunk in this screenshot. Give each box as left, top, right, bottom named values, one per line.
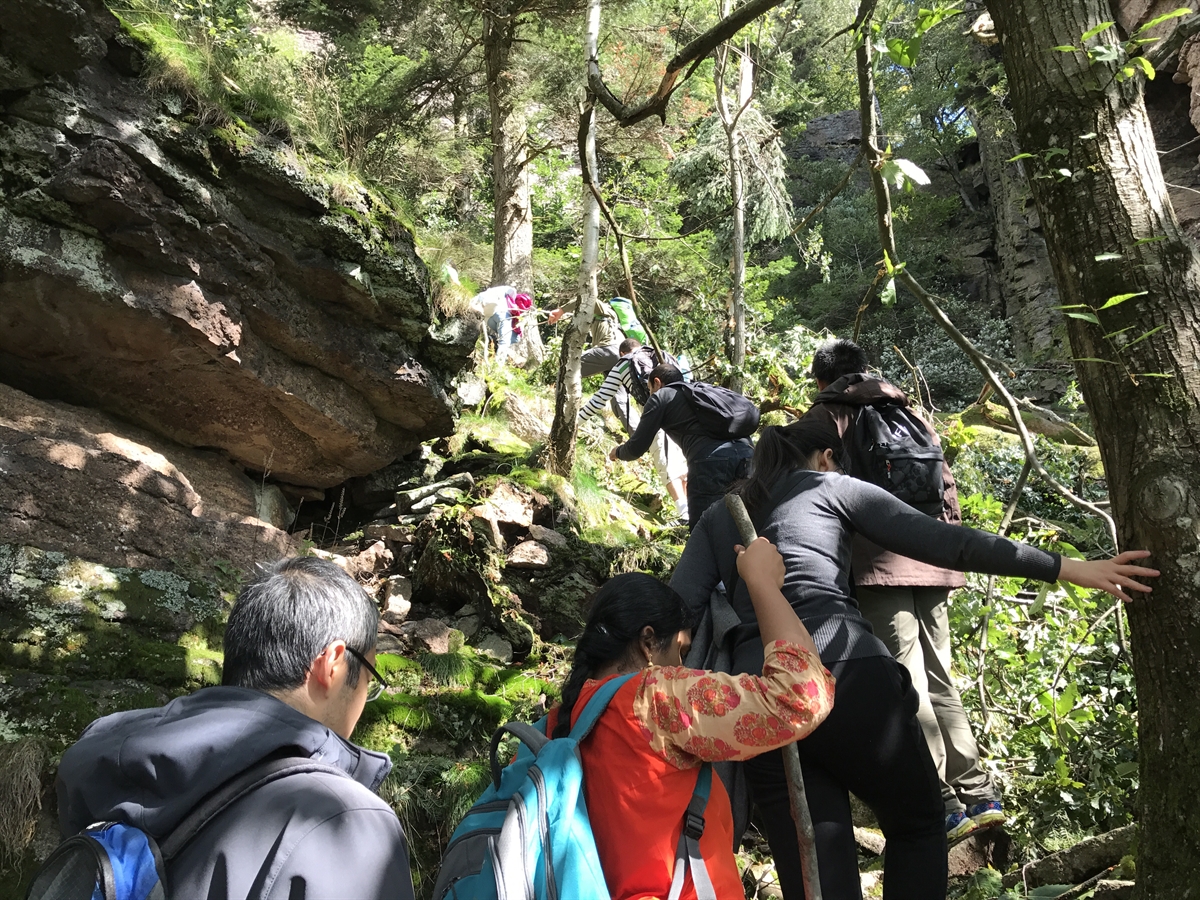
left=547, top=0, right=602, bottom=474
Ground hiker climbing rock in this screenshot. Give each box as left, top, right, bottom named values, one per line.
left=610, top=364, right=759, bottom=527
left=580, top=338, right=689, bottom=521
left=803, top=337, right=1005, bottom=840
left=471, top=285, right=540, bottom=364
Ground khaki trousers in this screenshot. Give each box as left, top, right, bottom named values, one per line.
left=856, top=585, right=998, bottom=814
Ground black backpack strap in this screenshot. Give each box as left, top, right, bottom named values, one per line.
left=159, top=756, right=350, bottom=861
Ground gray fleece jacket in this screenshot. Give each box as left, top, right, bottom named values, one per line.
left=57, top=686, right=414, bottom=900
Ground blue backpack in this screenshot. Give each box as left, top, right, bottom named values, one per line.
left=25, top=757, right=343, bottom=900
left=432, top=672, right=717, bottom=900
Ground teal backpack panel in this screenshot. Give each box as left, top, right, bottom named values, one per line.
left=433, top=673, right=717, bottom=900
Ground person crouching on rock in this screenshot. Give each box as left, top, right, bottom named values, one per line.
left=545, top=539, right=836, bottom=900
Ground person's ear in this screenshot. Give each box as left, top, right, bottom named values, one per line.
left=639, top=626, right=656, bottom=665
left=822, top=448, right=837, bottom=471
left=310, top=641, right=348, bottom=694
left=650, top=378, right=662, bottom=393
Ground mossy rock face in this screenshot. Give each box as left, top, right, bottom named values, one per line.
left=0, top=545, right=228, bottom=751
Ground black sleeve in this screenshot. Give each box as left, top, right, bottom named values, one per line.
left=669, top=508, right=726, bottom=618
left=828, top=476, right=1062, bottom=581
left=616, top=391, right=666, bottom=460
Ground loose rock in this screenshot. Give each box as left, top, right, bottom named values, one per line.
left=476, top=633, right=514, bottom=664
left=507, top=541, right=551, bottom=569
left=379, top=576, right=413, bottom=625
left=399, top=618, right=453, bottom=654
left=349, top=541, right=393, bottom=579
left=528, top=524, right=568, bottom=549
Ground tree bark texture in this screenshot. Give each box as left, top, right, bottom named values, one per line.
left=484, top=3, right=533, bottom=293
left=548, top=1, right=602, bottom=475
left=988, top=2, right=1200, bottom=893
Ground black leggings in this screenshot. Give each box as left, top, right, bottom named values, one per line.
left=744, top=655, right=947, bottom=900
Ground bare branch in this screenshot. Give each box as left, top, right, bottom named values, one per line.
left=588, top=0, right=789, bottom=127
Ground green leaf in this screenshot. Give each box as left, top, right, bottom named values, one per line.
left=1133, top=54, right=1156, bottom=79
left=1029, top=582, right=1051, bottom=615
left=1056, top=168, right=1074, bottom=178
left=1079, top=131, right=1098, bottom=139
left=1081, top=21, right=1116, bottom=41
left=886, top=35, right=921, bottom=67
left=895, top=158, right=931, bottom=186
left=1124, top=323, right=1167, bottom=348
left=1115, top=760, right=1139, bottom=777
left=1007, top=152, right=1037, bottom=161
left=881, top=159, right=905, bottom=189
left=1098, top=291, right=1147, bottom=309
left=880, top=277, right=897, bottom=307
left=1094, top=251, right=1124, bottom=261
left=1065, top=311, right=1101, bottom=324
left=882, top=249, right=896, bottom=275
left=1053, top=45, right=1079, bottom=52
left=1132, top=372, right=1175, bottom=378
left=1044, top=147, right=1069, bottom=159
left=1134, top=7, right=1193, bottom=34
left=1073, top=357, right=1119, bottom=365
left=1090, top=43, right=1121, bottom=62
left=1134, top=234, right=1168, bottom=245
left=1102, top=326, right=1136, bottom=339
left=1054, top=304, right=1090, bottom=309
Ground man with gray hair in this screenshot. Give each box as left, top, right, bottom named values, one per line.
left=56, top=556, right=414, bottom=899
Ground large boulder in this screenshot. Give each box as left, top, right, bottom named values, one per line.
left=0, top=382, right=293, bottom=571
left=0, top=0, right=477, bottom=490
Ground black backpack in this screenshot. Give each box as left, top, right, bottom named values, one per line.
left=677, top=382, right=760, bottom=441
left=626, top=346, right=678, bottom=407
left=841, top=401, right=945, bottom=516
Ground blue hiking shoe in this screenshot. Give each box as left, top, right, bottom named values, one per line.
left=946, top=810, right=977, bottom=841
left=966, top=799, right=1006, bottom=829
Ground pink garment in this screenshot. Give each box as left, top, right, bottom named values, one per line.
left=508, top=292, right=533, bottom=337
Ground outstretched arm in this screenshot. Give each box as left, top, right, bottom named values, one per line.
left=579, top=361, right=629, bottom=423
left=831, top=476, right=1159, bottom=598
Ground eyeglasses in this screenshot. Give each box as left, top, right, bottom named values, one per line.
left=346, top=647, right=388, bottom=702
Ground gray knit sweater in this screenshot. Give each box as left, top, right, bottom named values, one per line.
left=669, top=469, right=1061, bottom=675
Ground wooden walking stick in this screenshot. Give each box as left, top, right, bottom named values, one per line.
left=724, top=493, right=823, bottom=900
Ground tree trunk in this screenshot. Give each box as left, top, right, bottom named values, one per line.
left=987, top=2, right=1200, bottom=893
left=484, top=4, right=533, bottom=293
left=547, top=0, right=602, bottom=474
left=715, top=33, right=752, bottom=391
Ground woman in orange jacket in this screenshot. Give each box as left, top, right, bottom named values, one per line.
left=547, top=538, right=834, bottom=900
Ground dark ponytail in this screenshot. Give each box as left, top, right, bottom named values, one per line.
left=736, top=418, right=844, bottom=520
left=553, top=573, right=696, bottom=738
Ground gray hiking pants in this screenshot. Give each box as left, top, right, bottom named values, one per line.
left=856, top=585, right=998, bottom=814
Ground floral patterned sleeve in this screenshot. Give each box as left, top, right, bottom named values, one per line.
left=630, top=640, right=836, bottom=768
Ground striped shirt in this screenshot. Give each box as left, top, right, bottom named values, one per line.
left=578, top=358, right=637, bottom=422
